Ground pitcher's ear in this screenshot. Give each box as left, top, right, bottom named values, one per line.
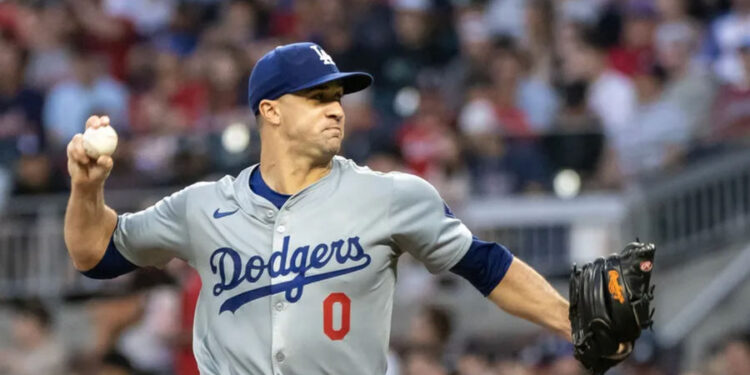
left=258, top=99, right=281, bottom=126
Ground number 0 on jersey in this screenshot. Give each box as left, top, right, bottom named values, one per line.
left=323, top=293, right=351, bottom=340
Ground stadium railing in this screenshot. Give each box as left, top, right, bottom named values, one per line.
left=626, top=148, right=750, bottom=265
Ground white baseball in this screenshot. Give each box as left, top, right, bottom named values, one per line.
left=82, top=125, right=118, bottom=158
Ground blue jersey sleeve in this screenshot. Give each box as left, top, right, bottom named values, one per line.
left=449, top=237, right=514, bottom=296
left=81, top=233, right=139, bottom=279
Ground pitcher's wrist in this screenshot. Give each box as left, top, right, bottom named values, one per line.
left=71, top=180, right=105, bottom=197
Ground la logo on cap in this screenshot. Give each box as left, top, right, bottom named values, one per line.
left=310, top=45, right=335, bottom=66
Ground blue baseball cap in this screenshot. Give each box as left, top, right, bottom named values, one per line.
left=248, top=42, right=373, bottom=114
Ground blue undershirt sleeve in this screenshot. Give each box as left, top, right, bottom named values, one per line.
left=449, top=237, right=514, bottom=296
left=81, top=221, right=139, bottom=279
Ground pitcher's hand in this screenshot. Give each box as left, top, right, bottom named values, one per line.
left=67, top=115, right=114, bottom=190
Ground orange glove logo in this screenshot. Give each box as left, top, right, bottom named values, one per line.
left=608, top=270, right=625, bottom=304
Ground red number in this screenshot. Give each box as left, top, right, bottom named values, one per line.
left=323, top=293, right=350, bottom=340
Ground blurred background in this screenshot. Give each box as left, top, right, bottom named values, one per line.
left=1, top=0, right=750, bottom=374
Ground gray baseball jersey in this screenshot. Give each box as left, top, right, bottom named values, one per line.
left=113, top=156, right=473, bottom=374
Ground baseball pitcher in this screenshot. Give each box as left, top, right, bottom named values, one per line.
left=64, top=43, right=655, bottom=375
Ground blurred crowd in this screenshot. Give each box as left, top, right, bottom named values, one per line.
left=0, top=265, right=749, bottom=375
left=2, top=0, right=750, bottom=374
left=0, top=0, right=749, bottom=207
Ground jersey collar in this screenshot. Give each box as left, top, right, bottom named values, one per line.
left=233, top=157, right=344, bottom=219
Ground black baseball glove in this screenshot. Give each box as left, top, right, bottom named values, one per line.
left=569, top=242, right=656, bottom=374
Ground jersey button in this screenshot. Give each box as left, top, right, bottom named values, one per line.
left=275, top=351, right=285, bottom=362
left=275, top=301, right=284, bottom=311
left=266, top=210, right=274, bottom=218
left=277, top=225, right=286, bottom=233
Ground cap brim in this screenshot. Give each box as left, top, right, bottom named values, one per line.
left=288, top=71, right=373, bottom=95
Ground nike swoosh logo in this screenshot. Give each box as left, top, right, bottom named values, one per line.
left=213, top=208, right=239, bottom=219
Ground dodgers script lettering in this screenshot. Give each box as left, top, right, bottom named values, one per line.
left=210, top=235, right=371, bottom=314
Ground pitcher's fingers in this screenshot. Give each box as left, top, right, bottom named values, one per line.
left=85, top=115, right=101, bottom=129
left=72, top=134, right=89, bottom=164
left=96, top=155, right=113, bottom=169
left=100, top=116, right=110, bottom=127
left=68, top=134, right=89, bottom=165
left=75, top=139, right=93, bottom=165
left=66, top=135, right=77, bottom=156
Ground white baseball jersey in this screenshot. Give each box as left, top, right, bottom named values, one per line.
left=113, top=156, right=473, bottom=374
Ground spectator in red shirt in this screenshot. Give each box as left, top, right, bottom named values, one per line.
left=128, top=49, right=207, bottom=134
left=608, top=1, right=658, bottom=77
left=396, top=88, right=457, bottom=178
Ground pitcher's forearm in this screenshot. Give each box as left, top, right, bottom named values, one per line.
left=64, top=185, right=118, bottom=270
left=544, top=296, right=572, bottom=342
left=488, top=258, right=572, bottom=341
